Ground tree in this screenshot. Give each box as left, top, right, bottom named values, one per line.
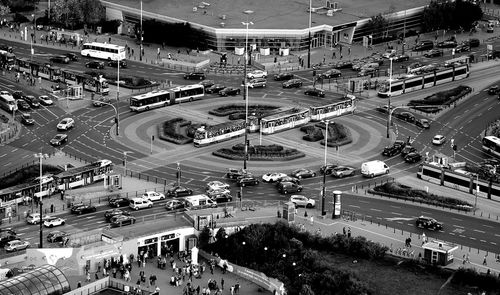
left=422, top=0, right=482, bottom=32
left=51, top=0, right=104, bottom=29
left=0, top=5, right=10, bottom=18
left=366, top=14, right=388, bottom=36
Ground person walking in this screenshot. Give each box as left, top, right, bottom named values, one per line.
left=483, top=255, right=487, bottom=266
left=221, top=277, right=224, bottom=290
left=347, top=227, right=351, bottom=238
left=343, top=227, right=346, bottom=236
left=309, top=215, right=314, bottom=226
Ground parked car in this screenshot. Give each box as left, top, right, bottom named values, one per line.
left=291, top=168, right=316, bottom=179
left=358, top=67, right=378, bottom=77
left=401, top=145, right=417, bottom=157
left=262, top=172, right=287, bottom=183
left=219, top=87, right=241, bottom=96
left=183, top=72, right=206, bottom=80
left=107, top=60, right=127, bottom=68
left=165, top=186, right=193, bottom=198
left=5, top=240, right=30, bottom=252
left=49, top=55, right=70, bottom=64
left=236, top=176, right=259, bottom=187
left=129, top=197, right=154, bottom=210
left=38, top=95, right=53, bottom=106
left=206, top=188, right=231, bottom=200
left=165, top=199, right=187, bottom=211
left=85, top=61, right=105, bottom=69
left=424, top=49, right=443, bottom=58
left=0, top=232, right=17, bottom=247
left=206, top=84, right=226, bottom=94
left=395, top=112, right=415, bottom=123
left=319, top=69, right=341, bottom=79
left=47, top=231, right=68, bottom=243
left=333, top=60, right=353, bottom=69
left=50, top=133, right=68, bottom=146
left=206, top=181, right=230, bottom=191
left=273, top=72, right=294, bottom=81
left=57, top=118, right=75, bottom=130
left=278, top=182, right=303, bottom=194
left=199, top=80, right=215, bottom=89
left=488, top=86, right=499, bottom=95
left=247, top=70, right=267, bottom=79
left=437, top=40, right=457, bottom=48
left=70, top=204, right=97, bottom=215
left=142, top=191, right=166, bottom=201
left=213, top=193, right=233, bottom=204
left=405, top=152, right=422, bottom=163
left=282, top=79, right=303, bottom=88
left=110, top=215, right=136, bottom=227
left=104, top=208, right=130, bottom=221
left=289, top=195, right=315, bottom=208
left=382, top=145, right=401, bottom=157
left=463, top=38, right=480, bottom=48
left=17, top=99, right=31, bottom=111
left=416, top=216, right=443, bottom=230
left=109, top=197, right=130, bottom=207
left=413, top=40, right=434, bottom=51
left=432, top=134, right=446, bottom=145
left=43, top=217, right=66, bottom=228
left=226, top=168, right=252, bottom=179
left=247, top=78, right=267, bottom=88
left=304, top=88, right=325, bottom=98
left=382, top=49, right=397, bottom=59
left=320, top=164, right=337, bottom=175
left=415, top=118, right=431, bottom=129
left=392, top=54, right=410, bottom=62
left=21, top=113, right=34, bottom=126
left=331, top=166, right=355, bottom=178
left=24, top=95, right=40, bottom=108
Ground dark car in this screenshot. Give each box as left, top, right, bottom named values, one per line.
left=104, top=208, right=130, bottom=221
left=110, top=215, right=136, bottom=227
left=183, top=72, right=206, bottom=80
left=392, top=54, right=410, bottom=62
left=93, top=96, right=111, bottom=107
left=12, top=91, right=24, bottom=101
left=463, top=38, right=480, bottom=48
left=24, top=95, right=40, bottom=108
left=401, top=145, right=417, bottom=157
left=213, top=194, right=233, bottom=204
left=277, top=182, right=303, bottom=194
left=70, top=204, right=97, bottom=215
left=166, top=186, right=193, bottom=197
left=488, top=86, right=499, bottom=95
left=165, top=199, right=187, bottom=211
left=319, top=69, right=341, bottom=79
left=236, top=176, right=259, bottom=187
left=437, top=40, right=457, bottom=48
left=47, top=231, right=68, bottom=243
left=85, top=61, right=105, bottom=69
left=21, top=113, right=34, bottom=125
left=416, top=216, right=443, bottom=231
left=405, top=152, right=422, bottom=163
left=109, top=197, right=130, bottom=207
left=382, top=146, right=401, bottom=157
left=199, top=80, right=215, bottom=89
left=393, top=140, right=407, bottom=150
left=454, top=44, right=470, bottom=53
left=247, top=78, right=267, bottom=88
left=415, top=118, right=431, bottom=129
left=304, top=88, right=325, bottom=98
left=0, top=231, right=17, bottom=247
left=282, top=79, right=303, bottom=88
left=376, top=105, right=394, bottom=114
left=50, top=133, right=68, bottom=146
left=226, top=168, right=252, bottom=179
left=49, top=55, right=70, bottom=64
left=320, top=164, right=338, bottom=175
left=424, top=49, right=443, bottom=58
left=65, top=53, right=79, bottom=61
left=291, top=168, right=316, bottom=179
left=332, top=60, right=353, bottom=69
left=206, top=84, right=226, bottom=94
left=107, top=60, right=127, bottom=68
left=17, top=99, right=31, bottom=111
left=219, top=87, right=241, bottom=96
left=395, top=112, right=415, bottom=123
left=274, top=72, right=294, bottom=81
left=275, top=176, right=300, bottom=185
left=413, top=41, right=434, bottom=51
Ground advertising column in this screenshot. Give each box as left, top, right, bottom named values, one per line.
left=331, top=190, right=342, bottom=219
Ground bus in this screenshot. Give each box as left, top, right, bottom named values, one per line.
left=310, top=95, right=356, bottom=121
left=130, top=84, right=205, bottom=112
left=60, top=69, right=109, bottom=95
left=482, top=136, right=500, bottom=158
left=260, top=107, right=311, bottom=135
left=0, top=49, right=15, bottom=67
left=194, top=120, right=246, bottom=147
left=0, top=91, right=17, bottom=112
left=378, top=63, right=469, bottom=97
left=81, top=42, right=126, bottom=61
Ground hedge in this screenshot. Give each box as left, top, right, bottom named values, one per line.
left=157, top=118, right=193, bottom=144
left=408, top=85, right=472, bottom=113
left=209, top=104, right=280, bottom=117
left=213, top=144, right=305, bottom=161
left=300, top=122, right=353, bottom=146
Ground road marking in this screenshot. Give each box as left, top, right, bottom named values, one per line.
left=480, top=240, right=487, bottom=243
left=482, top=224, right=494, bottom=228
left=389, top=205, right=401, bottom=209
left=491, top=242, right=497, bottom=245
left=0, top=154, right=6, bottom=158
left=390, top=212, right=402, bottom=216
left=495, top=234, right=500, bottom=238
left=449, top=232, right=455, bottom=235
left=370, top=208, right=382, bottom=212
left=10, top=148, right=18, bottom=152
left=453, top=224, right=464, bottom=228
left=473, top=229, right=485, bottom=233
left=348, top=205, right=360, bottom=208
left=451, top=217, right=463, bottom=221
left=469, top=237, right=476, bottom=240
left=202, top=176, right=210, bottom=181
left=85, top=216, right=94, bottom=219
left=459, top=235, right=466, bottom=238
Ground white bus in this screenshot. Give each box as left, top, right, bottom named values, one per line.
left=482, top=136, right=500, bottom=158
left=130, top=84, right=205, bottom=112
left=0, top=91, right=17, bottom=112
left=81, top=42, right=126, bottom=61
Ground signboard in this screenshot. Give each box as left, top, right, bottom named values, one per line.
left=362, top=36, right=369, bottom=48
left=487, top=44, right=493, bottom=51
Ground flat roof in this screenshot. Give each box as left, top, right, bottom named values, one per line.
left=106, top=0, right=429, bottom=30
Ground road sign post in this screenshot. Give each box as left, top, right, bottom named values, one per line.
left=176, top=162, right=181, bottom=187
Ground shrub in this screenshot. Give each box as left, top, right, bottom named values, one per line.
left=214, top=144, right=304, bottom=161
left=452, top=268, right=500, bottom=292
left=408, top=85, right=471, bottom=112
left=209, top=105, right=280, bottom=117
left=157, top=118, right=192, bottom=144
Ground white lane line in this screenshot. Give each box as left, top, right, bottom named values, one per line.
left=349, top=205, right=360, bottom=208
left=469, top=237, right=476, bottom=240
left=451, top=217, right=463, bottom=221
left=390, top=212, right=402, bottom=216
left=370, top=208, right=382, bottom=212
left=453, top=224, right=465, bottom=228
left=473, top=229, right=485, bottom=233
left=491, top=242, right=497, bottom=245
left=482, top=224, right=494, bottom=228
left=0, top=153, right=6, bottom=158
left=389, top=205, right=401, bottom=209
left=480, top=240, right=487, bottom=243
left=11, top=148, right=18, bottom=152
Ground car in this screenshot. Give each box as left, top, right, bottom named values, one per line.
left=382, top=146, right=401, bottom=157
left=237, top=176, right=259, bottom=187
left=199, top=80, right=215, bottom=89
left=206, top=188, right=231, bottom=199
left=416, top=216, right=443, bottom=230
left=404, top=152, right=422, bottom=163
left=129, top=197, right=154, bottom=210
left=213, top=193, right=233, bottom=204
left=262, top=172, right=287, bottom=183
left=70, top=204, right=97, bottom=215
left=273, top=72, right=294, bottom=81
left=165, top=199, right=187, bottom=211
left=275, top=176, right=300, bottom=185
left=0, top=232, right=17, bottom=247
left=395, top=112, right=415, bottom=123
left=5, top=240, right=30, bottom=252
left=247, top=78, right=267, bottom=88
left=226, top=168, right=252, bottom=179
left=392, top=54, right=410, bottom=62
left=282, top=79, right=303, bottom=88
left=432, top=135, right=446, bottom=145
left=26, top=213, right=51, bottom=225
left=12, top=90, right=24, bottom=101
left=437, top=40, right=457, bottom=48
left=50, top=133, right=68, bottom=146
left=424, top=49, right=443, bottom=58
left=49, top=55, right=70, bottom=64
left=358, top=67, right=378, bottom=77
left=21, top=113, right=35, bottom=126
left=104, top=208, right=130, bottom=221
left=376, top=105, right=394, bottom=114
left=320, top=164, right=338, bottom=175
left=415, top=118, right=430, bottom=129
left=110, top=215, right=136, bottom=227
left=43, top=217, right=66, bottom=228
left=57, top=118, right=75, bottom=130
left=291, top=168, right=316, bottom=179
left=488, top=86, right=499, bottom=95
left=17, top=99, right=31, bottom=111
left=85, top=61, right=105, bottom=69
left=413, top=40, right=434, bottom=51
left=107, top=60, right=127, bottom=68
left=47, top=231, right=68, bottom=243
left=332, top=60, right=353, bottom=69
left=219, top=87, right=241, bottom=96
left=331, top=166, right=355, bottom=178
left=38, top=95, right=54, bottom=106
left=319, top=69, right=341, bottom=79
left=24, top=95, right=40, bottom=108
left=183, top=72, right=206, bottom=80
left=206, top=181, right=230, bottom=191
left=290, top=195, right=315, bottom=208
left=109, top=197, right=130, bottom=207
left=206, top=84, right=226, bottom=94
left=278, top=182, right=303, bottom=194
left=393, top=140, right=407, bottom=150
left=247, top=70, right=267, bottom=79
left=65, top=53, right=79, bottom=61
left=92, top=96, right=111, bottom=107
left=304, top=88, right=325, bottom=98
left=454, top=44, right=470, bottom=53
left=382, top=49, right=397, bottom=58
left=401, top=145, right=417, bottom=157
left=142, top=191, right=166, bottom=201
left=165, top=186, right=193, bottom=198
left=463, top=38, right=480, bottom=48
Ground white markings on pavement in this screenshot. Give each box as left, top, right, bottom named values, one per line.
left=495, top=234, right=500, bottom=238
left=491, top=242, right=497, bottom=245
left=11, top=148, right=18, bottom=152
left=473, top=229, right=485, bottom=233
left=459, top=235, right=466, bottom=238
left=453, top=224, right=464, bottom=228
left=202, top=176, right=210, bottom=181
left=0, top=154, right=6, bottom=158
left=389, top=205, right=401, bottom=209
left=482, top=224, right=494, bottom=228
left=390, top=212, right=402, bottom=216
left=370, top=208, right=382, bottom=212
left=348, top=205, right=360, bottom=208
left=480, top=240, right=487, bottom=243
left=469, top=237, right=476, bottom=240
left=451, top=217, right=463, bottom=221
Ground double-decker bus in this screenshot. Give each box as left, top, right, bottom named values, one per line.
left=81, top=42, right=126, bottom=61
left=129, top=84, right=205, bottom=112
left=310, top=95, right=356, bottom=121
left=0, top=91, right=17, bottom=112
left=194, top=120, right=247, bottom=147
left=260, top=107, right=310, bottom=135
left=60, top=69, right=109, bottom=95
left=482, top=136, right=500, bottom=158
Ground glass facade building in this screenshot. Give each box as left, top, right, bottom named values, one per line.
left=0, top=264, right=71, bottom=295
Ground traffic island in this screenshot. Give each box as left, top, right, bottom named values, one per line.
left=408, top=85, right=472, bottom=114
left=300, top=121, right=353, bottom=147
left=213, top=143, right=305, bottom=161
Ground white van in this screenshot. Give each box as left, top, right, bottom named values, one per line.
left=184, top=194, right=217, bottom=209
left=360, top=62, right=380, bottom=71
left=361, top=160, right=389, bottom=178
left=129, top=197, right=153, bottom=210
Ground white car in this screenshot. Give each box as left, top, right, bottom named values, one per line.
left=247, top=70, right=268, bottom=79
left=142, top=191, right=166, bottom=201
left=43, top=217, right=66, bottom=228
left=5, top=240, right=30, bottom=252
left=206, top=181, right=230, bottom=191
left=57, top=117, right=75, bottom=130
left=26, top=213, right=51, bottom=225
left=432, top=135, right=446, bottom=145
left=290, top=195, right=316, bottom=208
left=262, top=172, right=287, bottom=183
left=39, top=95, right=54, bottom=106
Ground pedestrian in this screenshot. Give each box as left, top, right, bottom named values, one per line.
left=483, top=255, right=487, bottom=266
left=309, top=215, right=314, bottom=225
left=332, top=51, right=336, bottom=59
left=466, top=253, right=470, bottom=264
left=221, top=277, right=224, bottom=289
left=230, top=286, right=235, bottom=295
left=77, top=281, right=82, bottom=288
left=86, top=272, right=91, bottom=282
left=463, top=254, right=466, bottom=265
left=196, top=285, right=201, bottom=295
left=235, top=282, right=240, bottom=294
left=407, top=237, right=412, bottom=248
left=347, top=227, right=351, bottom=238
left=95, top=272, right=99, bottom=280
left=348, top=46, right=351, bottom=55
left=343, top=227, right=346, bottom=236
left=322, top=54, right=326, bottom=64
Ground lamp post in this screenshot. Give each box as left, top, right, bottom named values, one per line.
left=386, top=57, right=393, bottom=138
left=321, top=120, right=330, bottom=216
left=30, top=14, right=34, bottom=62
left=93, top=99, right=119, bottom=136
left=123, top=151, right=132, bottom=175
left=34, top=152, right=48, bottom=248
left=140, top=0, right=143, bottom=61
left=242, top=15, right=254, bottom=170
left=307, top=0, right=312, bottom=68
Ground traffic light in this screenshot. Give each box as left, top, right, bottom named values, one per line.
left=114, top=117, right=118, bottom=124
left=246, top=140, right=250, bottom=147
left=312, top=70, right=316, bottom=76
left=237, top=192, right=242, bottom=201
left=453, top=144, right=457, bottom=151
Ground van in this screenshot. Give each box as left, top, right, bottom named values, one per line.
left=361, top=160, right=389, bottom=178
left=129, top=197, right=153, bottom=210
left=360, top=62, right=380, bottom=71
left=184, top=194, right=217, bottom=209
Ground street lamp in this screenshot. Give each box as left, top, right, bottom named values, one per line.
left=321, top=120, right=330, bottom=216
left=92, top=98, right=119, bottom=136
left=386, top=57, right=393, bottom=138
left=242, top=14, right=254, bottom=170
left=140, top=0, right=143, bottom=61
left=123, top=151, right=132, bottom=175
left=34, top=152, right=49, bottom=248
left=307, top=0, right=312, bottom=68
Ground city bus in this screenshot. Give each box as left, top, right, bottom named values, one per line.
left=194, top=120, right=246, bottom=147
left=129, top=84, right=205, bottom=112
left=81, top=42, right=126, bottom=61
left=260, top=107, right=311, bottom=135
left=309, top=95, right=356, bottom=121
left=482, top=136, right=500, bottom=158
left=0, top=91, right=17, bottom=112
